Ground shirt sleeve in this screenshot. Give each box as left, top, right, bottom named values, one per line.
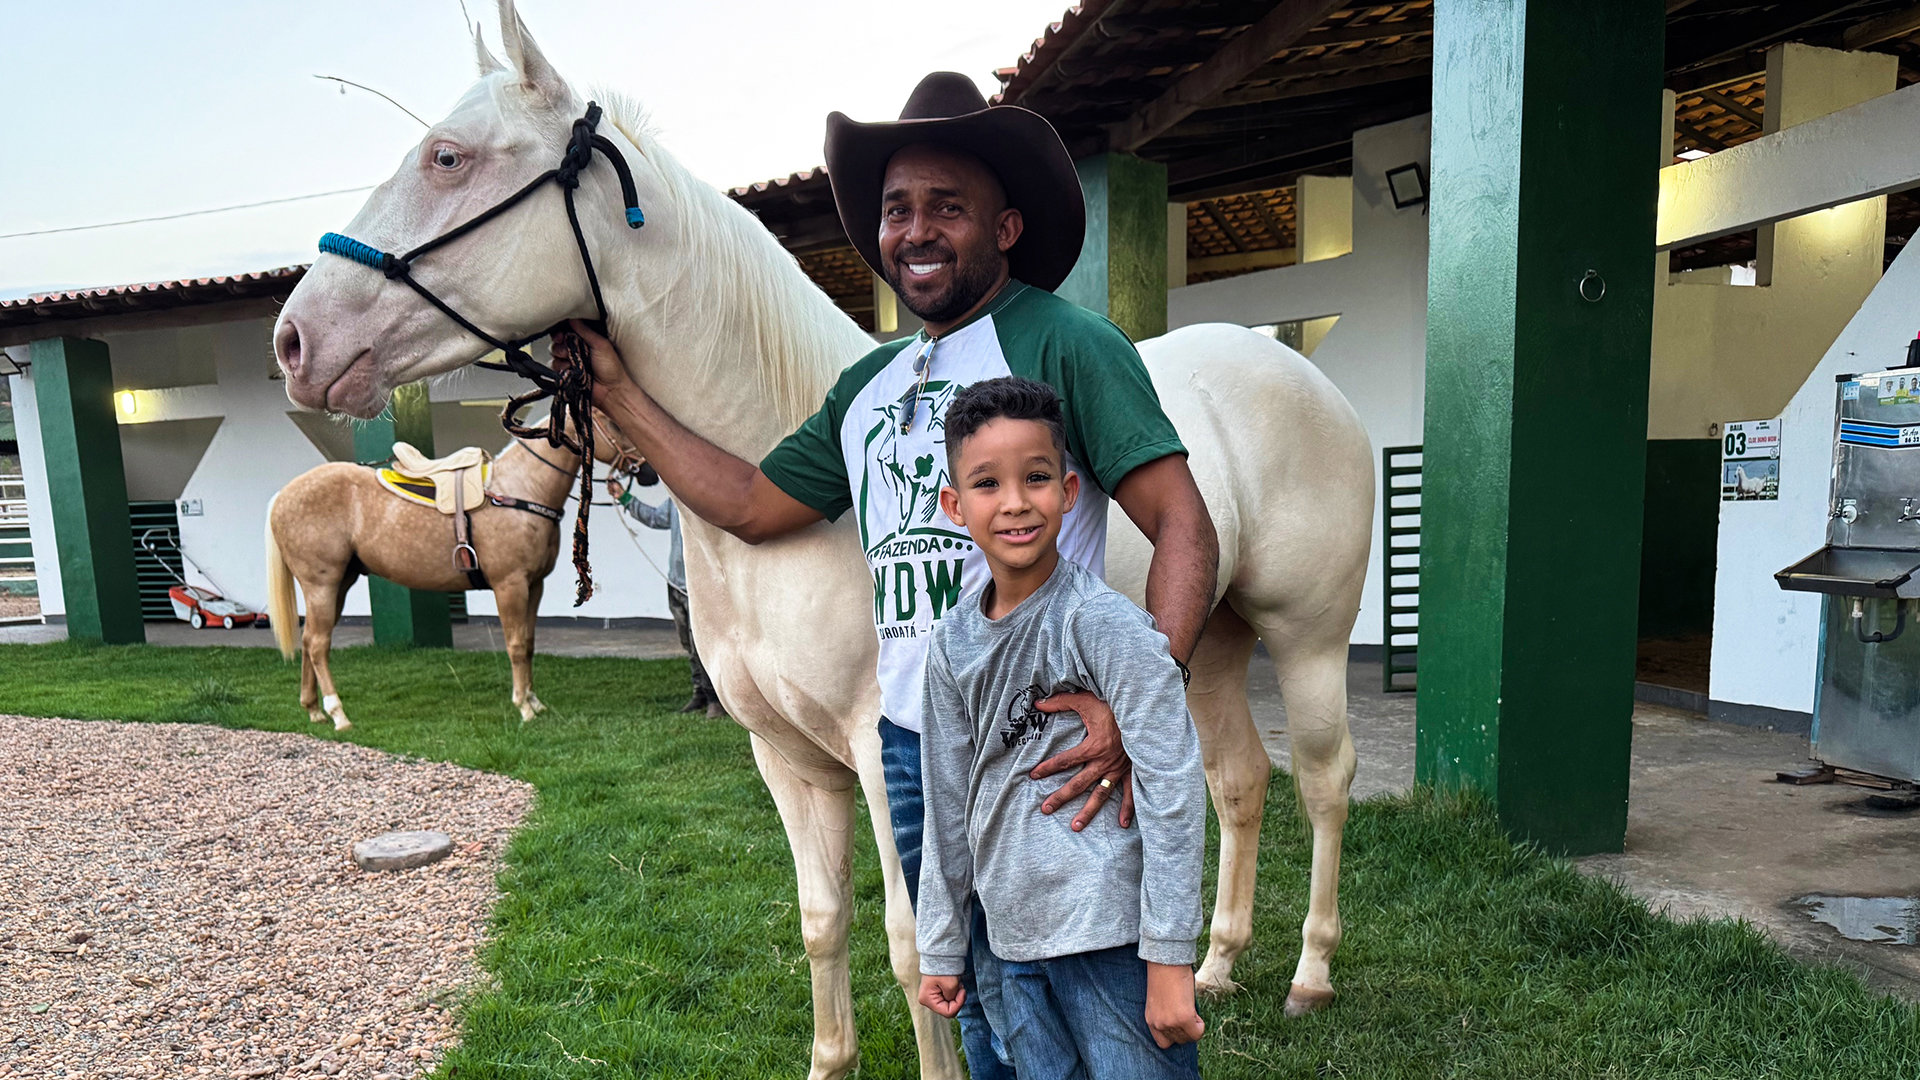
left=758, top=395, right=854, bottom=521
left=1053, top=315, right=1187, bottom=496
left=759, top=340, right=907, bottom=521
left=915, top=633, right=976, bottom=977
left=622, top=496, right=671, bottom=530
left=1068, top=592, right=1205, bottom=966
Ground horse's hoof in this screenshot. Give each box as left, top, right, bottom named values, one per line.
left=1198, top=972, right=1244, bottom=999
left=1195, top=958, right=1242, bottom=997
left=329, top=711, right=352, bottom=732
left=307, top=709, right=327, bottom=724
left=1283, top=983, right=1335, bottom=1017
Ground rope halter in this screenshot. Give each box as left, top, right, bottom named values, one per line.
left=317, top=100, right=645, bottom=605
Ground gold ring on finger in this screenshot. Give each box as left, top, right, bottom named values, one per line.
left=1098, top=777, right=1115, bottom=791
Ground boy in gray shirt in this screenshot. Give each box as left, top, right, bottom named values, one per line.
left=917, top=377, right=1206, bottom=1078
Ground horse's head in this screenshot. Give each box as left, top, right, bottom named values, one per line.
left=276, top=1, right=663, bottom=418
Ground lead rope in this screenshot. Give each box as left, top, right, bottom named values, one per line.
left=318, top=100, right=643, bottom=605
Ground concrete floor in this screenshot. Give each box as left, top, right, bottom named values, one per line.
left=7, top=618, right=1917, bottom=997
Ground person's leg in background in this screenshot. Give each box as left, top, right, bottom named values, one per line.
left=666, top=584, right=714, bottom=714
left=878, top=718, right=1016, bottom=1080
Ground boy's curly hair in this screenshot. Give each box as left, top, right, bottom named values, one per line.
left=943, top=376, right=1066, bottom=475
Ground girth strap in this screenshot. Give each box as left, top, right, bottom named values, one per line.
left=487, top=492, right=565, bottom=521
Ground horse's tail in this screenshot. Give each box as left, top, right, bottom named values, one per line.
left=264, top=496, right=299, bottom=661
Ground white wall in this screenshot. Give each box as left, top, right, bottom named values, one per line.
left=1709, top=241, right=1920, bottom=715
left=11, top=321, right=673, bottom=625
left=1169, top=114, right=1433, bottom=644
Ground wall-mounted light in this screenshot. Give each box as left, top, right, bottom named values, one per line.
left=1676, top=148, right=1710, bottom=161
left=0, top=352, right=27, bottom=377
left=1385, top=162, right=1427, bottom=210
left=118, top=390, right=138, bottom=416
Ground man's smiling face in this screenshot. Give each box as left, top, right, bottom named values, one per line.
left=877, top=144, right=1023, bottom=328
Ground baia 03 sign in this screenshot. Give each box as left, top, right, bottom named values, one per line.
left=1721, top=418, right=1780, bottom=501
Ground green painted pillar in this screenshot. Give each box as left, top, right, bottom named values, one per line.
left=1416, top=0, right=1665, bottom=855
left=31, top=337, right=144, bottom=644
left=1058, top=153, right=1169, bottom=342
left=351, top=382, right=452, bottom=649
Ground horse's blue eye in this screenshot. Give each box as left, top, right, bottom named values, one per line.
left=434, top=148, right=461, bottom=169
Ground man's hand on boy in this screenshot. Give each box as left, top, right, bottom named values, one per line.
left=1144, top=963, right=1205, bottom=1049
left=1031, top=690, right=1136, bottom=829
left=918, top=975, right=966, bottom=1018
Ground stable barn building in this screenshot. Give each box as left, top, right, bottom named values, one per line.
left=6, top=1, right=1920, bottom=862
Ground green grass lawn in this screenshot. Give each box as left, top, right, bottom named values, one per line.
left=4, top=639, right=1918, bottom=1079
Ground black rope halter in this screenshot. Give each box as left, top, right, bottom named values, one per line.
left=318, top=101, right=642, bottom=605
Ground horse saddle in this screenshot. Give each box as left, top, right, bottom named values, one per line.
left=379, top=442, right=491, bottom=514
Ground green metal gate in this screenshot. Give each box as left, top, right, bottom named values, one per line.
left=1382, top=445, right=1422, bottom=693
left=130, top=502, right=183, bottom=620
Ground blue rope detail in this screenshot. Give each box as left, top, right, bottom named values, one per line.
left=319, top=232, right=390, bottom=270
left=625, top=207, right=645, bottom=229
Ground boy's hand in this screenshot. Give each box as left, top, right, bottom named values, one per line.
left=918, top=974, right=966, bottom=1018
left=1031, top=690, right=1136, bottom=829
left=1144, top=962, right=1205, bottom=1049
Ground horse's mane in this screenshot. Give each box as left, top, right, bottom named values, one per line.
left=598, top=93, right=872, bottom=430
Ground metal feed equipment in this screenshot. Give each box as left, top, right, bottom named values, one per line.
left=1777, top=335, right=1920, bottom=797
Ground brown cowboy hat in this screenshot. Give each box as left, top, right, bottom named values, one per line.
left=824, top=71, right=1086, bottom=293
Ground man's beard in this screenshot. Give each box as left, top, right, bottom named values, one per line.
left=885, top=244, right=1003, bottom=324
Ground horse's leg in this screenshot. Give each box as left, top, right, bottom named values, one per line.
left=303, top=580, right=352, bottom=732
left=849, top=722, right=964, bottom=1080
left=522, top=579, right=545, bottom=716
left=297, top=587, right=325, bottom=725
left=494, top=578, right=542, bottom=721
left=1187, top=603, right=1265, bottom=997
left=1258, top=622, right=1356, bottom=1017
left=749, top=734, right=861, bottom=1080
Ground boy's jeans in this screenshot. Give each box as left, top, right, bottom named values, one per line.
left=879, top=718, right=1015, bottom=1080
left=999, top=944, right=1201, bottom=1080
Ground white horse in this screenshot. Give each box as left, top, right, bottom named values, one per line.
left=272, top=5, right=1372, bottom=1077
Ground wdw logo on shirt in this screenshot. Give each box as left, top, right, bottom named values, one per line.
left=873, top=553, right=967, bottom=635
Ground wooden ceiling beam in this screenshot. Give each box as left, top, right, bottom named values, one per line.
left=1207, top=58, right=1432, bottom=110
left=1673, top=114, right=1732, bottom=153
left=1197, top=200, right=1249, bottom=252
left=1246, top=196, right=1293, bottom=244
left=1109, top=0, right=1349, bottom=153
left=1667, top=0, right=1877, bottom=72
left=1843, top=3, right=1920, bottom=49
left=1697, top=87, right=1762, bottom=127
left=1239, top=38, right=1434, bottom=85
left=1666, top=53, right=1766, bottom=94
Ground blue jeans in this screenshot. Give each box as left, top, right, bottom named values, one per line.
left=880, top=717, right=1016, bottom=1080
left=1000, top=945, right=1200, bottom=1080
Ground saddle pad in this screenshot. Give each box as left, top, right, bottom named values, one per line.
left=376, top=461, right=491, bottom=513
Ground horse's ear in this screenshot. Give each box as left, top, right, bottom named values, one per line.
left=497, top=0, right=564, bottom=102
left=473, top=22, right=506, bottom=76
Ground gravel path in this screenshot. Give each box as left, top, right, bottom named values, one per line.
left=0, top=716, right=534, bottom=1079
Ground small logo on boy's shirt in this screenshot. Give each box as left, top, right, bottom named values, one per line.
left=1001, top=684, right=1052, bottom=748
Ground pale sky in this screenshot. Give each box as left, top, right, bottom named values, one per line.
left=0, top=0, right=1070, bottom=300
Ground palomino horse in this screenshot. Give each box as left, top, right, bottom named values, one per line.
left=264, top=410, right=631, bottom=728
left=272, top=5, right=1372, bottom=1076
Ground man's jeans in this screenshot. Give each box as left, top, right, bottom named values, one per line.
left=879, top=717, right=1015, bottom=1080
left=1000, top=945, right=1200, bottom=1080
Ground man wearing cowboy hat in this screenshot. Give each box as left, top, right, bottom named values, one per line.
left=559, top=71, right=1217, bottom=1075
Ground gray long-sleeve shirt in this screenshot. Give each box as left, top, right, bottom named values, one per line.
left=621, top=495, right=685, bottom=592
left=917, top=557, right=1204, bottom=974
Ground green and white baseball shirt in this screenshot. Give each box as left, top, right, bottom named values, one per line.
left=760, top=279, right=1185, bottom=733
